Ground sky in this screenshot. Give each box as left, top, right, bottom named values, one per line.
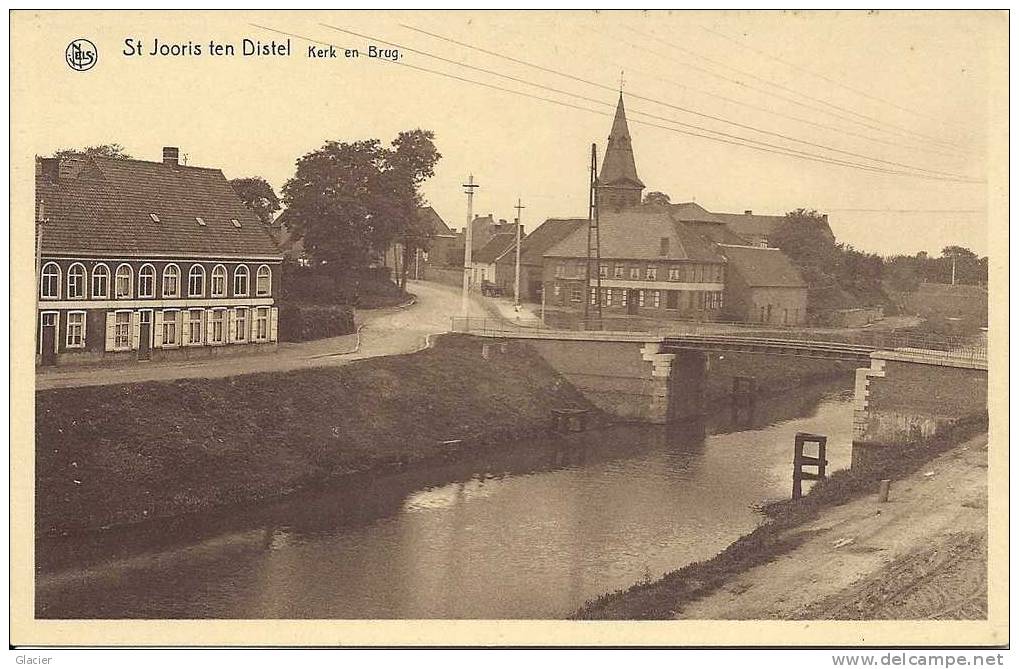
left=12, top=10, right=1006, bottom=257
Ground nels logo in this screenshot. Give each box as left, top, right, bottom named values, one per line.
left=65, top=38, right=98, bottom=71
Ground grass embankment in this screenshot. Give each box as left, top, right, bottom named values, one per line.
left=572, top=413, right=988, bottom=620
left=35, top=335, right=596, bottom=536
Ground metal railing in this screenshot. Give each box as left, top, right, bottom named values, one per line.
left=449, top=316, right=987, bottom=365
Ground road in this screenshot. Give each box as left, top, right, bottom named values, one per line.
left=676, top=434, right=989, bottom=620
left=36, top=280, right=490, bottom=390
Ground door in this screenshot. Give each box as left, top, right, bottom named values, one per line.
left=138, top=310, right=152, bottom=360
left=627, top=290, right=639, bottom=315
left=40, top=312, right=57, bottom=366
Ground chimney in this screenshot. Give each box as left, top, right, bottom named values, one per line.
left=744, top=209, right=753, bottom=215
left=162, top=146, right=180, bottom=166
left=822, top=213, right=829, bottom=223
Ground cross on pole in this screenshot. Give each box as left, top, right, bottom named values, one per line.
left=461, top=174, right=480, bottom=318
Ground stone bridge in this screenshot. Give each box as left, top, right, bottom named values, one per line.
left=452, top=318, right=988, bottom=457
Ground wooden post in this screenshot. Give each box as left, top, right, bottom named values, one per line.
left=792, top=432, right=828, bottom=500
left=878, top=479, right=891, bottom=503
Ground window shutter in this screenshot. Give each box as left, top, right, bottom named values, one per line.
left=228, top=309, right=237, bottom=343
left=104, top=312, right=115, bottom=351
left=154, top=311, right=164, bottom=348
left=206, top=311, right=215, bottom=344
left=269, top=307, right=279, bottom=342
left=131, top=312, right=140, bottom=350
left=175, top=310, right=183, bottom=345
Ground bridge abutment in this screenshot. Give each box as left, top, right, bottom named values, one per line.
left=852, top=352, right=987, bottom=467
left=527, top=339, right=705, bottom=424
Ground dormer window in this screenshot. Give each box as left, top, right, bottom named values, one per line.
left=231, top=219, right=241, bottom=229
left=196, top=217, right=206, bottom=226
left=149, top=213, right=160, bottom=223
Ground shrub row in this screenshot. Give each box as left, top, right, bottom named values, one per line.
left=278, top=304, right=355, bottom=342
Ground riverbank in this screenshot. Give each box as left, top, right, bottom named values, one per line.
left=573, top=414, right=988, bottom=619
left=35, top=334, right=597, bottom=536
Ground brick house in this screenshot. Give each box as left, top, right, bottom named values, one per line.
left=35, top=147, right=283, bottom=367
left=542, top=210, right=727, bottom=320
left=716, top=244, right=808, bottom=325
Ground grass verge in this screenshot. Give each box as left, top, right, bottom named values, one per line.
left=571, top=412, right=988, bottom=619
left=35, top=334, right=597, bottom=536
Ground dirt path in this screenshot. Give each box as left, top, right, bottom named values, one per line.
left=677, top=435, right=988, bottom=620
left=35, top=280, right=491, bottom=390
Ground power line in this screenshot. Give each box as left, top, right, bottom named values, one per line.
left=697, top=23, right=953, bottom=127
left=396, top=23, right=975, bottom=181
left=250, top=24, right=981, bottom=184
left=622, top=23, right=968, bottom=152
left=553, top=30, right=963, bottom=161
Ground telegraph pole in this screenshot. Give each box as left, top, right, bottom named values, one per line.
left=514, top=197, right=525, bottom=307
left=585, top=144, right=602, bottom=329
left=461, top=174, right=479, bottom=318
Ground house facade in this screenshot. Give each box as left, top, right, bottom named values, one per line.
left=717, top=244, right=808, bottom=325
left=35, top=148, right=283, bottom=367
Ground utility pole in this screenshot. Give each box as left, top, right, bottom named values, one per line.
left=585, top=143, right=602, bottom=330
left=951, top=255, right=957, bottom=285
left=514, top=197, right=525, bottom=308
left=461, top=174, right=479, bottom=318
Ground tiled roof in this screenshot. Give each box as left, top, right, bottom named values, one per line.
left=683, top=220, right=750, bottom=245
left=717, top=244, right=806, bottom=288
left=473, top=232, right=517, bottom=264
left=711, top=211, right=791, bottom=244
left=419, top=205, right=454, bottom=236
left=36, top=156, right=282, bottom=259
left=514, top=218, right=587, bottom=265
left=543, top=211, right=723, bottom=263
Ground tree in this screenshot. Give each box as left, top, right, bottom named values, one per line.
left=388, top=130, right=441, bottom=289
left=281, top=129, right=441, bottom=292
left=229, top=177, right=281, bottom=225
left=52, top=143, right=131, bottom=160
left=642, top=191, right=671, bottom=206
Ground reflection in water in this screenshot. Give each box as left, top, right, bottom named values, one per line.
left=36, top=378, right=854, bottom=619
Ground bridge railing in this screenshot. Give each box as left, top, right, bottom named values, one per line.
left=448, top=317, right=987, bottom=364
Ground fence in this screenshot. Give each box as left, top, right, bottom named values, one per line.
left=449, top=316, right=987, bottom=365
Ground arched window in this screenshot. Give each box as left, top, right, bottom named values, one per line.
left=138, top=264, right=156, bottom=298
left=188, top=264, right=205, bottom=297
left=210, top=264, right=227, bottom=297
left=255, top=264, right=272, bottom=296
left=40, top=262, right=60, bottom=299
left=162, top=264, right=180, bottom=298
left=115, top=264, right=133, bottom=299
left=92, top=263, right=110, bottom=298
left=233, top=265, right=249, bottom=297
left=66, top=263, right=86, bottom=299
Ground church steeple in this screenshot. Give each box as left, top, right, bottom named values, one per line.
left=597, top=93, right=644, bottom=211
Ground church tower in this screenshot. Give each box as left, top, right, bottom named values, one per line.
left=597, top=93, right=644, bottom=211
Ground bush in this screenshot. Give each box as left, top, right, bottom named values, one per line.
left=278, top=304, right=355, bottom=342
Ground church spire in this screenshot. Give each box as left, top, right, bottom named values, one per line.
left=598, top=93, right=644, bottom=211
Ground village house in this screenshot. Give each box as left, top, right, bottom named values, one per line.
left=35, top=147, right=283, bottom=367
left=469, top=231, right=517, bottom=290
left=539, top=93, right=809, bottom=325
left=493, top=217, right=587, bottom=302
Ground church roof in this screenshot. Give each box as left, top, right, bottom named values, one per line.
left=597, top=94, right=644, bottom=189
left=543, top=211, right=722, bottom=263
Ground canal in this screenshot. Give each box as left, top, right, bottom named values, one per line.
left=36, top=377, right=855, bottom=619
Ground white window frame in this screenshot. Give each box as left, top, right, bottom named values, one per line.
left=186, top=308, right=204, bottom=346
left=653, top=290, right=661, bottom=308
left=570, top=286, right=582, bottom=303
left=210, top=264, right=227, bottom=298
left=40, top=262, right=60, bottom=300
left=613, top=265, right=623, bottom=279
left=66, top=262, right=86, bottom=299
left=162, top=263, right=181, bottom=298
left=113, top=310, right=133, bottom=350
left=162, top=309, right=180, bottom=348
left=253, top=306, right=270, bottom=342
left=138, top=263, right=156, bottom=298
left=188, top=264, right=206, bottom=298
left=646, top=267, right=657, bottom=280
left=234, top=306, right=249, bottom=343
left=638, top=290, right=646, bottom=307
left=114, top=263, right=133, bottom=299
left=91, top=263, right=110, bottom=299
left=255, top=264, right=272, bottom=297
left=233, top=265, right=249, bottom=297
left=629, top=267, right=640, bottom=280
left=65, top=310, right=86, bottom=348
left=208, top=308, right=226, bottom=345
